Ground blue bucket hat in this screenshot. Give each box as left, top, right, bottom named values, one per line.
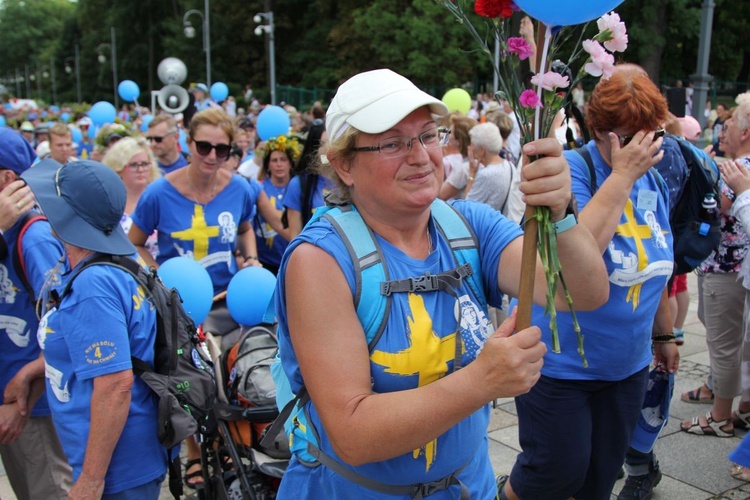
left=630, top=368, right=674, bottom=454
left=0, top=127, right=37, bottom=175
left=21, top=159, right=136, bottom=255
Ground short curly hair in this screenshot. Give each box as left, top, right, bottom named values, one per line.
left=101, top=137, right=161, bottom=183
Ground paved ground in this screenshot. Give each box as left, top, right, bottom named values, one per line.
left=2, top=273, right=749, bottom=499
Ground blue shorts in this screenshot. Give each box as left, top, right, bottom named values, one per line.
left=510, top=368, right=648, bottom=499
left=102, top=475, right=165, bottom=500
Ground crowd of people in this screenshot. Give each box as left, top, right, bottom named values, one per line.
left=0, top=58, right=749, bottom=500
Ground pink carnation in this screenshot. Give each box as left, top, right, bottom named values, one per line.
left=597, top=12, right=628, bottom=52
left=507, top=37, right=533, bottom=61
left=519, top=89, right=542, bottom=108
left=583, top=40, right=615, bottom=79
left=530, top=71, right=570, bottom=92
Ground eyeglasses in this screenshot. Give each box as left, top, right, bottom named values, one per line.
left=146, top=135, right=166, bottom=144
left=617, top=128, right=666, bottom=147
left=352, top=127, right=450, bottom=159
left=193, top=140, right=232, bottom=159
left=126, top=161, right=151, bottom=171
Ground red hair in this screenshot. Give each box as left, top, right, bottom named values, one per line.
left=586, top=70, right=668, bottom=139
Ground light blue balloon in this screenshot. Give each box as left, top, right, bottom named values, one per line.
left=157, top=257, right=214, bottom=325
left=226, top=267, right=277, bottom=326
left=49, top=105, right=60, bottom=113
left=118, top=80, right=140, bottom=102
left=60, top=112, right=70, bottom=123
left=256, top=106, right=290, bottom=141
left=178, top=128, right=189, bottom=154
left=140, top=114, right=154, bottom=133
left=210, top=82, right=229, bottom=103
left=70, top=126, right=82, bottom=143
left=514, top=0, right=624, bottom=26
left=0, top=116, right=5, bottom=127
left=41, top=111, right=48, bottom=118
left=87, top=124, right=98, bottom=139
left=89, top=101, right=116, bottom=126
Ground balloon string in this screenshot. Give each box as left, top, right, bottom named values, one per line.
left=533, top=25, right=553, bottom=141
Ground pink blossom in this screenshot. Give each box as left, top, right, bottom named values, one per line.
left=597, top=12, right=628, bottom=52
left=519, top=89, right=542, bottom=108
left=530, top=71, right=570, bottom=91
left=507, top=37, right=533, bottom=61
left=583, top=40, right=615, bottom=79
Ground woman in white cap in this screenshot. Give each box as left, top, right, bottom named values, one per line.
left=272, top=68, right=608, bottom=498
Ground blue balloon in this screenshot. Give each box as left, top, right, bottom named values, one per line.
left=89, top=101, right=116, bottom=126
left=70, top=126, right=82, bottom=144
left=514, top=0, right=624, bottom=26
left=256, top=106, right=290, bottom=141
left=49, top=105, right=60, bottom=113
left=118, top=80, right=140, bottom=102
left=178, top=128, right=189, bottom=154
left=88, top=124, right=98, bottom=139
left=210, top=82, right=229, bottom=103
left=140, top=114, right=154, bottom=133
left=60, top=112, right=70, bottom=123
left=0, top=116, right=5, bottom=127
left=41, top=111, right=48, bottom=118
left=157, top=257, right=214, bottom=325
left=226, top=267, right=277, bottom=326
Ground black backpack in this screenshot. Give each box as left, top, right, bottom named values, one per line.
left=575, top=136, right=721, bottom=274
left=55, top=254, right=218, bottom=447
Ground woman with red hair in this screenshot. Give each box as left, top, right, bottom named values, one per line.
left=500, top=69, right=679, bottom=499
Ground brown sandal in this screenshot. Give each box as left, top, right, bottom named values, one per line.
left=681, top=384, right=714, bottom=404
left=681, top=411, right=734, bottom=437
left=732, top=464, right=750, bottom=482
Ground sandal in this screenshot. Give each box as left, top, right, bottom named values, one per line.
left=218, top=449, right=234, bottom=472
left=681, top=384, right=714, bottom=404
left=732, top=409, right=750, bottom=430
left=681, top=411, right=734, bottom=437
left=731, top=464, right=750, bottom=482
left=183, top=458, right=205, bottom=489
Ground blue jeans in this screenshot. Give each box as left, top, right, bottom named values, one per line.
left=510, top=368, right=649, bottom=499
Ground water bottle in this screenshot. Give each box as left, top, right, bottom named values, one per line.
left=698, top=194, right=720, bottom=236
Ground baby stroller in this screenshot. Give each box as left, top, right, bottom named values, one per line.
left=198, top=323, right=290, bottom=500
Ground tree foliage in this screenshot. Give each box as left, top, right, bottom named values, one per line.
left=0, top=0, right=748, bottom=106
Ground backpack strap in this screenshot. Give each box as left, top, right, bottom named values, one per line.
left=12, top=211, right=47, bottom=303
left=574, top=146, right=668, bottom=201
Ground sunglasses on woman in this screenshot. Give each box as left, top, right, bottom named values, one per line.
left=193, top=140, right=232, bottom=159
left=618, top=128, right=666, bottom=147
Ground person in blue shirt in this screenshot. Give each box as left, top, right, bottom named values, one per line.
left=20, top=158, right=168, bottom=499
left=274, top=68, right=608, bottom=499
left=0, top=127, right=72, bottom=499
left=501, top=67, right=680, bottom=500
left=146, top=115, right=189, bottom=174
left=254, top=135, right=300, bottom=274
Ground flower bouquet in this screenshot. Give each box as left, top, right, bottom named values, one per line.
left=441, top=0, right=628, bottom=366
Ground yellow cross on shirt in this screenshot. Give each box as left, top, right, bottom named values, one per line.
left=171, top=205, right=220, bottom=260
left=370, top=293, right=461, bottom=472
left=615, top=200, right=654, bottom=310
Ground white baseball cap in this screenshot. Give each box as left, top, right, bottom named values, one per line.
left=326, top=69, right=448, bottom=141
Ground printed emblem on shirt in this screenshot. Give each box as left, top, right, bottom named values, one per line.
left=218, top=211, right=238, bottom=244
left=45, top=363, right=70, bottom=403
left=172, top=205, right=220, bottom=259
left=84, top=341, right=117, bottom=365
left=0, top=264, right=18, bottom=304
left=0, top=315, right=30, bottom=347
left=608, top=199, right=673, bottom=310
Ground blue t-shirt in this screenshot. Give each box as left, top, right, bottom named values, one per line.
left=254, top=178, right=290, bottom=268
left=158, top=154, right=189, bottom=174
left=38, top=260, right=167, bottom=493
left=132, top=175, right=256, bottom=295
left=0, top=214, right=65, bottom=417
left=538, top=142, right=674, bottom=380
left=282, top=174, right=335, bottom=216
left=275, top=200, right=522, bottom=499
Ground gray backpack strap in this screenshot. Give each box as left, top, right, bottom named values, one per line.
left=308, top=442, right=470, bottom=500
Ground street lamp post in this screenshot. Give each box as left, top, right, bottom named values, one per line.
left=254, top=11, right=276, bottom=105
left=48, top=56, right=57, bottom=105
left=97, top=27, right=119, bottom=108
left=183, top=0, right=211, bottom=86
left=15, top=68, right=21, bottom=98
left=65, top=45, right=82, bottom=104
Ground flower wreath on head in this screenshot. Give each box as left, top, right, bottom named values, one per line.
left=264, top=135, right=302, bottom=162
left=94, top=123, right=133, bottom=149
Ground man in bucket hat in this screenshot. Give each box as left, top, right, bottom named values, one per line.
left=0, top=127, right=72, bottom=499
left=20, top=159, right=168, bottom=499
